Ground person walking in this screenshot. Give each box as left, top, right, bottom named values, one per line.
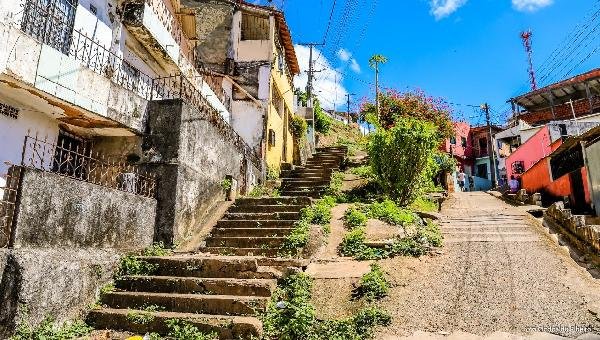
left=458, top=169, right=466, bottom=192
left=509, top=175, right=520, bottom=193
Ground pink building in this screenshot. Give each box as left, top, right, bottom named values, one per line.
left=442, top=121, right=473, bottom=172
left=506, top=126, right=557, bottom=180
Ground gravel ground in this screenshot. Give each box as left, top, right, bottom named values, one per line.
left=376, top=192, right=600, bottom=339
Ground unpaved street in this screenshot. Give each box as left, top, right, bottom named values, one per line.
left=377, top=192, right=600, bottom=339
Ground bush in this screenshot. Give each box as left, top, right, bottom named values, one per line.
left=344, top=207, right=367, bottom=229
left=326, top=171, right=344, bottom=197
left=142, top=242, right=173, bottom=257
left=11, top=315, right=93, bottom=340
left=314, top=100, right=333, bottom=134
left=280, top=197, right=336, bottom=254
left=290, top=115, right=308, bottom=138
left=421, top=222, right=443, bottom=247
left=350, top=165, right=375, bottom=179
left=263, top=273, right=391, bottom=340
left=116, top=255, right=158, bottom=277
left=340, top=228, right=368, bottom=257
left=354, top=263, right=389, bottom=301
left=367, top=200, right=415, bottom=226
left=165, top=319, right=218, bottom=340
left=368, top=118, right=440, bottom=206
left=410, top=197, right=438, bottom=212
left=390, top=236, right=426, bottom=257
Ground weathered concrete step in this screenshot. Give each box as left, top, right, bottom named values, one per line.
left=441, top=226, right=533, bottom=233
left=101, top=291, right=269, bottom=316
left=116, top=276, right=276, bottom=296
left=205, top=236, right=286, bottom=248
left=281, top=184, right=329, bottom=190
left=234, top=197, right=311, bottom=206
left=281, top=178, right=330, bottom=184
left=87, top=308, right=261, bottom=340
left=139, top=256, right=278, bottom=279
left=282, top=172, right=332, bottom=179
left=217, top=220, right=297, bottom=228
left=444, top=236, right=540, bottom=243
left=228, top=204, right=305, bottom=213
left=280, top=191, right=323, bottom=198
left=212, top=227, right=295, bottom=237
left=224, top=212, right=301, bottom=220
left=200, top=247, right=281, bottom=257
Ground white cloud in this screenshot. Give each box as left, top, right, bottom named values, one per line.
left=336, top=48, right=362, bottom=74
left=350, top=59, right=361, bottom=73
left=512, top=0, right=553, bottom=12
left=294, top=45, right=348, bottom=110
left=430, top=0, right=467, bottom=20
left=337, top=48, right=352, bottom=62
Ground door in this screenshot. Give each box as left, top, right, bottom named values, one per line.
left=22, top=0, right=77, bottom=54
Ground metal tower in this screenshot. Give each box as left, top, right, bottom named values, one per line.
left=521, top=30, right=538, bottom=91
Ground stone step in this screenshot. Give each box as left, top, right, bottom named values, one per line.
left=205, top=236, right=286, bottom=248
left=217, top=220, right=297, bottom=228
left=115, top=276, right=276, bottom=297
left=211, top=227, right=295, bottom=238
left=234, top=197, right=311, bottom=206
left=280, top=190, right=323, bottom=198
left=199, top=247, right=281, bottom=257
left=228, top=204, right=305, bottom=213
left=223, top=212, right=301, bottom=220
left=138, top=256, right=279, bottom=279
left=100, top=291, right=269, bottom=316
left=281, top=184, right=329, bottom=190
left=87, top=308, right=262, bottom=340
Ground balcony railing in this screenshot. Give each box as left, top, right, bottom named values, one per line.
left=20, top=134, right=157, bottom=198
left=151, top=75, right=261, bottom=167
left=20, top=0, right=154, bottom=100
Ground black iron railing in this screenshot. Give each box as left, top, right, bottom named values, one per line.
left=0, top=166, right=21, bottom=248
left=151, top=75, right=261, bottom=167
left=20, top=135, right=157, bottom=198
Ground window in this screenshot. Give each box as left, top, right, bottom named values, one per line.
left=0, top=102, right=19, bottom=119
left=558, top=124, right=568, bottom=136
left=512, top=161, right=525, bottom=175
left=22, top=0, right=77, bottom=54
left=241, top=13, right=269, bottom=40
left=89, top=4, right=97, bottom=15
left=461, top=137, right=467, bottom=148
left=450, top=136, right=456, bottom=145
left=477, top=164, right=488, bottom=179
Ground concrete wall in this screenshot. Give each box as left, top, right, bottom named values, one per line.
left=0, top=248, right=119, bottom=338
left=507, top=126, right=552, bottom=180
left=11, top=168, right=156, bottom=249
left=142, top=100, right=259, bottom=244
left=231, top=100, right=264, bottom=152
left=586, top=140, right=600, bottom=217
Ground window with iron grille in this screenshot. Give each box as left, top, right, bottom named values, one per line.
left=512, top=161, right=525, bottom=175
left=0, top=103, right=19, bottom=119
left=21, top=0, right=77, bottom=55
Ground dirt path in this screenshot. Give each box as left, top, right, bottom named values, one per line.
left=376, top=192, right=600, bottom=339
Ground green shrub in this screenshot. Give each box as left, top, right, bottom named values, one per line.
left=11, top=315, right=93, bottom=340
left=142, top=242, right=173, bottom=257
left=290, top=115, right=308, bottom=138
left=390, top=237, right=426, bottom=257
left=267, top=166, right=280, bottom=180
left=126, top=310, right=155, bottom=325
left=263, top=273, right=391, bottom=340
left=350, top=165, right=374, bottom=179
left=116, top=255, right=158, bottom=277
left=421, top=222, right=443, bottom=247
left=280, top=220, right=311, bottom=255
left=315, top=100, right=333, bottom=134
left=220, top=178, right=232, bottom=191
left=327, top=171, right=344, bottom=197
left=165, top=319, right=218, bottom=340
left=355, top=263, right=389, bottom=301
left=340, top=228, right=367, bottom=257
left=410, top=197, right=438, bottom=212
left=367, top=200, right=415, bottom=226
left=368, top=118, right=441, bottom=205
left=344, top=207, right=367, bottom=229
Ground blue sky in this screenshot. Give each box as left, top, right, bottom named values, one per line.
left=257, top=0, right=599, bottom=125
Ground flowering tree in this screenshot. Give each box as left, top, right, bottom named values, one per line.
left=360, top=89, right=454, bottom=139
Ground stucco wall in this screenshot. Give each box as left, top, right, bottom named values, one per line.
left=11, top=168, right=156, bottom=249
left=507, top=126, right=552, bottom=180
left=0, top=248, right=119, bottom=338
left=231, top=100, right=263, bottom=152
left=143, top=100, right=259, bottom=244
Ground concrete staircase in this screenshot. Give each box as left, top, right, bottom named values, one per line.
left=87, top=147, right=346, bottom=339
left=87, top=256, right=306, bottom=338
left=199, top=146, right=347, bottom=257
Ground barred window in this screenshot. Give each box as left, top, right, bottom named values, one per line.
left=0, top=103, right=19, bottom=119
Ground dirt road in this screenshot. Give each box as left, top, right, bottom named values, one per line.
left=377, top=192, right=600, bottom=339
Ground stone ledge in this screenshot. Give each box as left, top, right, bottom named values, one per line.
left=544, top=201, right=600, bottom=255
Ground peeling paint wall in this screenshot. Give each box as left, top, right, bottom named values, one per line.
left=142, top=100, right=259, bottom=244
left=190, top=1, right=234, bottom=70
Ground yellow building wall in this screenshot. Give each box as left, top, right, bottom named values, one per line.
left=264, top=46, right=295, bottom=171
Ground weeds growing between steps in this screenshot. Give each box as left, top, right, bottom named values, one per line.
left=262, top=273, right=391, bottom=340
left=340, top=199, right=443, bottom=260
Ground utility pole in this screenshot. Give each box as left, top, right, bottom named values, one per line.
left=482, top=103, right=498, bottom=188
left=299, top=42, right=324, bottom=147
left=369, top=55, right=387, bottom=124
left=346, top=93, right=355, bottom=125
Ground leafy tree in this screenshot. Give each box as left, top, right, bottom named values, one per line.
left=368, top=118, right=440, bottom=205
left=360, top=89, right=454, bottom=139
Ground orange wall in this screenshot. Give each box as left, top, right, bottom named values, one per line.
left=521, top=158, right=551, bottom=194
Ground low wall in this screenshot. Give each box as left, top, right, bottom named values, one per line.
left=143, top=100, right=260, bottom=244
left=0, top=248, right=119, bottom=338
left=544, top=202, right=600, bottom=254
left=11, top=168, right=156, bottom=250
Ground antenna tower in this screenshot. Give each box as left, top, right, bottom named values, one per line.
left=521, top=30, right=538, bottom=91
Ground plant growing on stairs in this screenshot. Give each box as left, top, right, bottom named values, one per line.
left=353, top=263, right=389, bottom=301
left=280, top=197, right=337, bottom=255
